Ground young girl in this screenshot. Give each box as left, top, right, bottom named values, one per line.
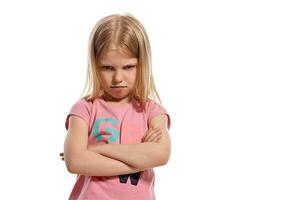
left=61, top=13, right=171, bottom=200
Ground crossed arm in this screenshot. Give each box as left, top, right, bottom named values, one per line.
left=63, top=114, right=171, bottom=177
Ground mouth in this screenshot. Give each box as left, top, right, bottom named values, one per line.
left=110, top=86, right=126, bottom=93
left=110, top=86, right=127, bottom=88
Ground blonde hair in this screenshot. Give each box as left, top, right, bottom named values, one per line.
left=80, top=13, right=161, bottom=110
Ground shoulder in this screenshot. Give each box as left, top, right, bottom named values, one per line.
left=69, top=97, right=100, bottom=114
left=72, top=98, right=93, bottom=108
left=145, top=99, right=167, bottom=112
left=145, top=99, right=171, bottom=130
left=65, top=98, right=94, bottom=130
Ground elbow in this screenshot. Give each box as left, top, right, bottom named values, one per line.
left=158, top=147, right=171, bottom=166
left=66, top=161, right=76, bottom=174
left=160, top=152, right=171, bottom=166
left=65, top=158, right=78, bottom=174
left=64, top=152, right=83, bottom=174
left=160, top=156, right=170, bottom=166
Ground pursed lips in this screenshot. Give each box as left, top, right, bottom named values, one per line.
left=110, top=86, right=127, bottom=88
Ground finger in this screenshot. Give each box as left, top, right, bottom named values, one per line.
left=146, top=133, right=159, bottom=142
left=144, top=130, right=162, bottom=142
left=142, top=128, right=152, bottom=140
left=153, top=135, right=162, bottom=142
left=147, top=127, right=161, bottom=136
left=142, top=127, right=161, bottom=142
left=143, top=130, right=158, bottom=142
left=147, top=128, right=162, bottom=139
left=142, top=129, right=151, bottom=141
left=148, top=127, right=161, bottom=133
left=148, top=133, right=162, bottom=142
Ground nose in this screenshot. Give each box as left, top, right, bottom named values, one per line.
left=112, top=70, right=123, bottom=85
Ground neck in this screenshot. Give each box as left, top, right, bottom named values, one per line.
left=102, top=93, right=133, bottom=105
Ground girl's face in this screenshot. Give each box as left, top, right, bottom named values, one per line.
left=98, top=49, right=138, bottom=104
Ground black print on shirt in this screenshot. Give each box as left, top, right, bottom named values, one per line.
left=119, top=172, right=141, bottom=186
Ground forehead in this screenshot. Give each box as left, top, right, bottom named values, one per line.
left=99, top=49, right=138, bottom=65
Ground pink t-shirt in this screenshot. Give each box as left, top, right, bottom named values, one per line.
left=65, top=96, right=171, bottom=200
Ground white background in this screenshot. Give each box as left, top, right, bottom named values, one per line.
left=0, top=0, right=299, bottom=199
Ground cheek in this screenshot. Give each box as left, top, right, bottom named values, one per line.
left=127, top=75, right=136, bottom=86
left=122, top=72, right=135, bottom=83
left=130, top=70, right=137, bottom=83
left=99, top=73, right=110, bottom=86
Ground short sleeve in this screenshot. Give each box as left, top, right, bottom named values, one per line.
left=147, top=100, right=171, bottom=130
left=65, top=99, right=91, bottom=130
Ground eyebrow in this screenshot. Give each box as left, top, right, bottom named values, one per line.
left=100, top=63, right=137, bottom=67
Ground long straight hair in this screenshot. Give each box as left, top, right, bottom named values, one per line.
left=80, top=13, right=161, bottom=110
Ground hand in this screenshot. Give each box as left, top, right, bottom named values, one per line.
left=141, top=127, right=162, bottom=143
left=59, top=152, right=64, bottom=161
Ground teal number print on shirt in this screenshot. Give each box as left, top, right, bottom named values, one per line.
left=92, top=118, right=120, bottom=143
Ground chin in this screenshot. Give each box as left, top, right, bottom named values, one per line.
left=106, top=93, right=131, bottom=102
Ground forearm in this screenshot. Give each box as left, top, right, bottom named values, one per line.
left=89, top=142, right=169, bottom=169
left=65, top=150, right=143, bottom=177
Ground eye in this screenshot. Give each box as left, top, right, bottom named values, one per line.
left=123, top=65, right=135, bottom=70
left=101, top=65, right=114, bottom=71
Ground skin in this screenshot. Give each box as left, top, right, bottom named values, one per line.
left=62, top=48, right=171, bottom=176
left=98, top=49, right=138, bottom=105
left=60, top=127, right=162, bottom=160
